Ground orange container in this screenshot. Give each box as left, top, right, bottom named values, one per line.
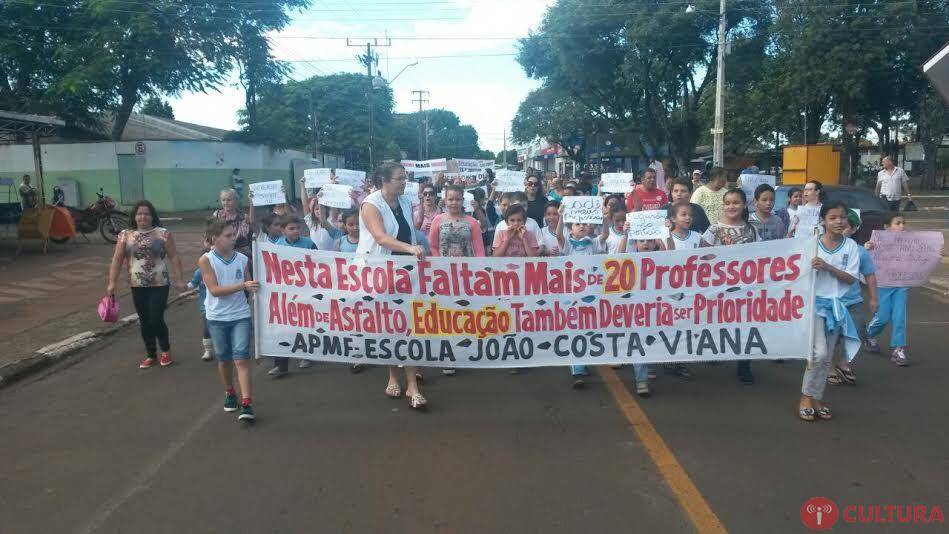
left=782, top=144, right=840, bottom=185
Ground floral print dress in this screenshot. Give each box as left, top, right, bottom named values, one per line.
left=121, top=228, right=170, bottom=287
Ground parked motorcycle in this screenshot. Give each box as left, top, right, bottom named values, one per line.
left=50, top=187, right=129, bottom=244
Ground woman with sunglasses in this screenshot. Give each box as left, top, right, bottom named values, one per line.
left=524, top=176, right=547, bottom=227
left=413, top=185, right=444, bottom=251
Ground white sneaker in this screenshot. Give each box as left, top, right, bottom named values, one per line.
left=299, top=359, right=312, bottom=369
left=441, top=368, right=456, bottom=376
left=201, top=338, right=213, bottom=361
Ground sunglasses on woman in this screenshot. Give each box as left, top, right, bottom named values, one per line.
left=423, top=190, right=435, bottom=196
left=526, top=181, right=539, bottom=187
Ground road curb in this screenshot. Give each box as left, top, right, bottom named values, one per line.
left=0, top=289, right=197, bottom=389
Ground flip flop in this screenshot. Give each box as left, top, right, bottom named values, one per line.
left=799, top=407, right=816, bottom=422
left=385, top=384, right=402, bottom=399
left=835, top=366, right=856, bottom=384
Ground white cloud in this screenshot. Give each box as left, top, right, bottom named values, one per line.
left=170, top=0, right=554, bottom=152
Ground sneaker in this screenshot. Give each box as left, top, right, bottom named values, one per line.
left=201, top=339, right=213, bottom=361
left=647, top=368, right=657, bottom=379
left=866, top=337, right=880, bottom=353
left=441, top=368, right=456, bottom=376
left=572, top=377, right=585, bottom=389
left=351, top=363, right=366, bottom=374
left=223, top=392, right=238, bottom=412
left=139, top=357, right=157, bottom=369
left=158, top=352, right=173, bottom=367
left=298, top=359, right=312, bottom=369
left=739, top=371, right=755, bottom=385
left=268, top=366, right=288, bottom=377
left=890, top=348, right=909, bottom=367
left=635, top=381, right=650, bottom=397
left=238, top=403, right=255, bottom=422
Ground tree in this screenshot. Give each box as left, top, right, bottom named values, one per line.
left=139, top=96, right=174, bottom=119
left=0, top=1, right=308, bottom=138
left=235, top=29, right=287, bottom=134
left=238, top=73, right=396, bottom=171
left=391, top=109, right=490, bottom=160
left=496, top=149, right=518, bottom=166
left=516, top=0, right=768, bottom=174
left=511, top=87, right=606, bottom=163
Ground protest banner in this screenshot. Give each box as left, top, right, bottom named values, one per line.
left=403, top=159, right=448, bottom=178
left=402, top=181, right=420, bottom=205
left=626, top=210, right=668, bottom=240
left=600, top=173, right=634, bottom=194
left=304, top=168, right=333, bottom=188
left=254, top=238, right=817, bottom=367
left=494, top=170, right=526, bottom=192
left=794, top=205, right=822, bottom=238
left=333, top=169, right=366, bottom=188
left=563, top=196, right=603, bottom=224
left=318, top=184, right=353, bottom=209
left=454, top=159, right=494, bottom=174
left=738, top=174, right=776, bottom=201
left=867, top=230, right=944, bottom=287
left=249, top=180, right=286, bottom=206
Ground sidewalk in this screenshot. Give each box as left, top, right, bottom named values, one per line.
left=0, top=212, right=210, bottom=380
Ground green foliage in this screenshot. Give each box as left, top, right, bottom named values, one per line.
left=392, top=109, right=488, bottom=160
left=236, top=73, right=396, bottom=171
left=138, top=96, right=174, bottom=119
left=0, top=0, right=309, bottom=138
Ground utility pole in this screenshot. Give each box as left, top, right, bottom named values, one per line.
left=308, top=90, right=322, bottom=166
left=347, top=38, right=391, bottom=171
left=711, top=0, right=726, bottom=168
left=502, top=128, right=507, bottom=168
left=411, top=90, right=430, bottom=159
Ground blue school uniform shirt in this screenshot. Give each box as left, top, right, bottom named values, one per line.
left=276, top=235, right=317, bottom=249
left=840, top=246, right=875, bottom=306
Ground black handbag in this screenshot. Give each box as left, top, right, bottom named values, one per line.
left=903, top=200, right=918, bottom=212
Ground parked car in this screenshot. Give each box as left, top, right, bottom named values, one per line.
left=773, top=185, right=889, bottom=244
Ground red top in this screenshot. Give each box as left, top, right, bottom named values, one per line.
left=625, top=185, right=668, bottom=211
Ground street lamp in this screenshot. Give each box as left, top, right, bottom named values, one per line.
left=688, top=2, right=727, bottom=168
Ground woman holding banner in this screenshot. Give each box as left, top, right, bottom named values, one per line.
left=428, top=185, right=486, bottom=376
left=524, top=175, right=547, bottom=226
left=358, top=163, right=429, bottom=410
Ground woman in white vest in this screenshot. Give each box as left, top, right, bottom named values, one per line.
left=357, top=162, right=428, bottom=409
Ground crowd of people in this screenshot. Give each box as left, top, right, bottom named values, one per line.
left=105, top=162, right=915, bottom=424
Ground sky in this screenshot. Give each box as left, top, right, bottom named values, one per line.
left=169, top=0, right=555, bottom=153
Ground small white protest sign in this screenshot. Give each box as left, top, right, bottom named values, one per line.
left=562, top=196, right=603, bottom=224
left=626, top=210, right=668, bottom=240
left=304, top=168, right=333, bottom=188
left=494, top=170, right=526, bottom=192
left=794, top=205, right=822, bottom=238
left=402, top=181, right=420, bottom=205
left=333, top=168, right=366, bottom=188
left=318, top=184, right=353, bottom=209
left=600, top=173, right=634, bottom=193
left=739, top=174, right=776, bottom=201
left=403, top=158, right=448, bottom=178
left=249, top=180, right=286, bottom=206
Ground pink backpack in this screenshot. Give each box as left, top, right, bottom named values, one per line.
left=98, top=295, right=119, bottom=323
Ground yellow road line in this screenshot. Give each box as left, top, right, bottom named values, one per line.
left=597, top=366, right=728, bottom=534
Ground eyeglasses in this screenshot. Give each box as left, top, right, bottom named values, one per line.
left=526, top=182, right=539, bottom=187
left=423, top=191, right=435, bottom=196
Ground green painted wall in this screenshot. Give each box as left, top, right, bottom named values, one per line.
left=6, top=168, right=294, bottom=213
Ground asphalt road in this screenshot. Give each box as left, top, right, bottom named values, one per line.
left=2, top=287, right=947, bottom=534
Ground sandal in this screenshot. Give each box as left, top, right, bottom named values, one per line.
left=384, top=384, right=402, bottom=399
left=816, top=406, right=833, bottom=420
left=835, top=366, right=856, bottom=384
left=799, top=407, right=816, bottom=422
left=827, top=370, right=844, bottom=386
left=407, top=393, right=427, bottom=410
